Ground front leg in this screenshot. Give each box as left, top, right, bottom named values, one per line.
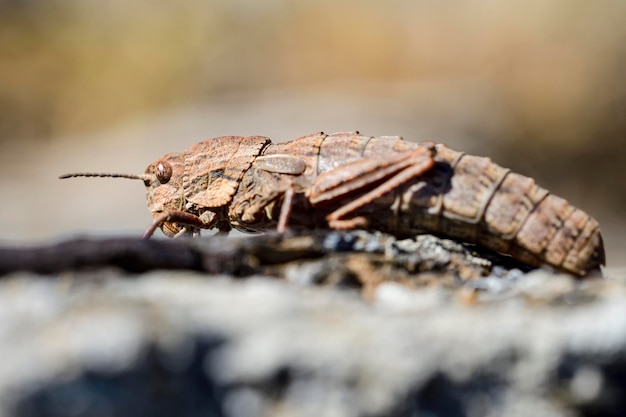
left=143, top=210, right=218, bottom=239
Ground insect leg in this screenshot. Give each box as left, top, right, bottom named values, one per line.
left=309, top=147, right=435, bottom=229
left=328, top=158, right=434, bottom=228
left=309, top=145, right=434, bottom=205
left=142, top=210, right=207, bottom=239
left=277, top=187, right=295, bottom=233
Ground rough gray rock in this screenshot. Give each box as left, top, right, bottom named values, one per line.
left=1, top=262, right=625, bottom=417
left=0, top=231, right=622, bottom=417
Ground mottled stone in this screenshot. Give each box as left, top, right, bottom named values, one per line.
left=0, top=264, right=623, bottom=417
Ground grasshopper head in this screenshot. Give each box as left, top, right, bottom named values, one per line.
left=143, top=152, right=186, bottom=237
left=59, top=152, right=187, bottom=238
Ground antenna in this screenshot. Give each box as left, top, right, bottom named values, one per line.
left=59, top=172, right=151, bottom=181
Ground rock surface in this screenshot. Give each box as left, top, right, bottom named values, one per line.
left=0, top=232, right=624, bottom=417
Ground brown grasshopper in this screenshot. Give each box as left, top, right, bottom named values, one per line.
left=60, top=131, right=605, bottom=276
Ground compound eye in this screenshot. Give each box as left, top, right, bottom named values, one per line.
left=155, top=160, right=172, bottom=184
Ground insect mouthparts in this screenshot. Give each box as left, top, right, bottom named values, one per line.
left=58, top=172, right=151, bottom=181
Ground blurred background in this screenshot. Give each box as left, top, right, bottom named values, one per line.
left=1, top=0, right=625, bottom=265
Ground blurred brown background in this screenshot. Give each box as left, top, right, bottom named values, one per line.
left=1, top=0, right=625, bottom=265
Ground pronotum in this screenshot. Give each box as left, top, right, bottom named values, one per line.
left=60, top=131, right=605, bottom=276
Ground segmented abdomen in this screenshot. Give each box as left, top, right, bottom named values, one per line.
left=395, top=144, right=604, bottom=275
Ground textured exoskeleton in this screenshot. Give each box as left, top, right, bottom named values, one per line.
left=60, top=131, right=605, bottom=276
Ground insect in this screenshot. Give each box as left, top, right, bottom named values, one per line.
left=60, top=131, right=605, bottom=276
